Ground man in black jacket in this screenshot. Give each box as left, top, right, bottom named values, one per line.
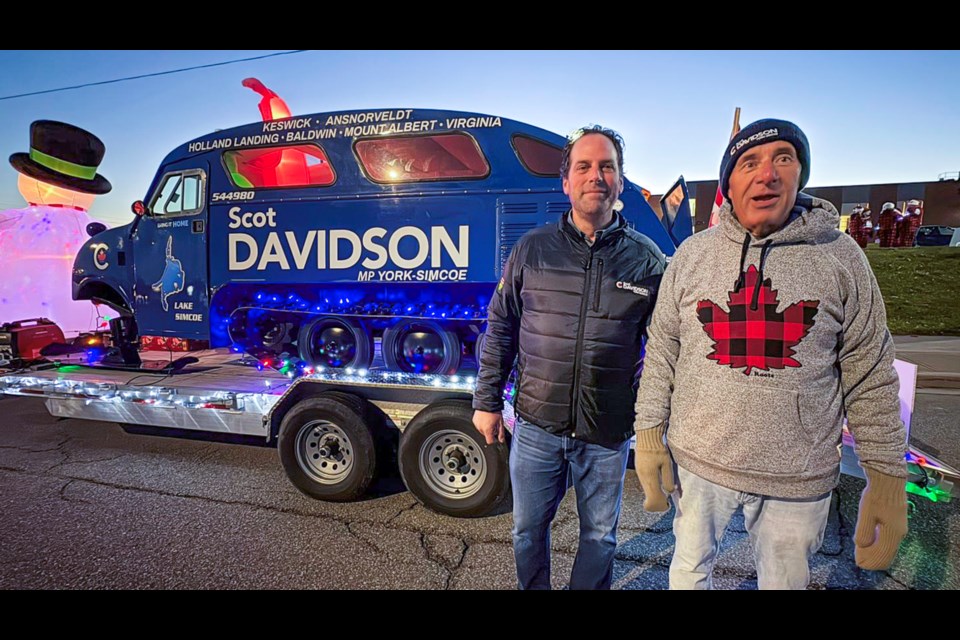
left=472, top=126, right=665, bottom=589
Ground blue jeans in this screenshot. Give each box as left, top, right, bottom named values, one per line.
left=510, top=416, right=631, bottom=590
left=670, top=466, right=832, bottom=590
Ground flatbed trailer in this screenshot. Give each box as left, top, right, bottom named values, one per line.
left=1, top=349, right=955, bottom=516
left=0, top=349, right=509, bottom=517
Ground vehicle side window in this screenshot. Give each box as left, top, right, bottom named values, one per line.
left=150, top=170, right=206, bottom=217
left=355, top=132, right=488, bottom=183
left=511, top=134, right=562, bottom=177
left=154, top=175, right=182, bottom=215
left=223, top=145, right=335, bottom=189
left=182, top=174, right=200, bottom=211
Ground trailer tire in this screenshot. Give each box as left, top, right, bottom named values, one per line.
left=398, top=399, right=510, bottom=518
left=382, top=319, right=461, bottom=375
left=278, top=395, right=377, bottom=502
left=298, top=316, right=373, bottom=370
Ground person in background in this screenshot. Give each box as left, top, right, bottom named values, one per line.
left=847, top=205, right=869, bottom=248
left=877, top=202, right=900, bottom=248
left=862, top=204, right=875, bottom=244
left=898, top=199, right=924, bottom=247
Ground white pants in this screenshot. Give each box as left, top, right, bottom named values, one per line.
left=670, top=466, right=832, bottom=590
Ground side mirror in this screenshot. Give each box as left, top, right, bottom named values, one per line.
left=129, top=200, right=149, bottom=239
left=86, top=222, right=107, bottom=238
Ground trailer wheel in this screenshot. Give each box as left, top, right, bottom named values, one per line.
left=382, top=319, right=461, bottom=375
left=320, top=390, right=397, bottom=470
left=298, top=316, right=373, bottom=370
left=398, top=399, right=510, bottom=517
left=278, top=395, right=377, bottom=501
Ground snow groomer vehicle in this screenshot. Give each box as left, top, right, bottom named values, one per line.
left=73, top=107, right=689, bottom=374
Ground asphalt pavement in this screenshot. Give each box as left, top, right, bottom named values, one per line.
left=2, top=369, right=957, bottom=589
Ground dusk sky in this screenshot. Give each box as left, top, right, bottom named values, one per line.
left=1, top=50, right=957, bottom=227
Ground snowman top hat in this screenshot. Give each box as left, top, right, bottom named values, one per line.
left=9, top=120, right=112, bottom=194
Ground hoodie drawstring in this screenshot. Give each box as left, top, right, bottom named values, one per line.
left=733, top=233, right=751, bottom=292
left=750, top=240, right=773, bottom=311
left=734, top=232, right=774, bottom=311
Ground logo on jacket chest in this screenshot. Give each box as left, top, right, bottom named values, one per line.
left=616, top=281, right=649, bottom=297
left=696, top=265, right=819, bottom=375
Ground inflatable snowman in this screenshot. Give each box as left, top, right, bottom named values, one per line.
left=2, top=120, right=111, bottom=336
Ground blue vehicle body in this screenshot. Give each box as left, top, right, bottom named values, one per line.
left=73, top=108, right=690, bottom=373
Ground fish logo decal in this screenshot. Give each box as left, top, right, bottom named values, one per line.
left=151, top=235, right=185, bottom=312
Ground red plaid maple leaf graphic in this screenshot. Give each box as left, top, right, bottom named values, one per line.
left=697, top=265, right=819, bottom=375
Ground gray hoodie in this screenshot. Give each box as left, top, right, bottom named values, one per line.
left=635, top=194, right=906, bottom=498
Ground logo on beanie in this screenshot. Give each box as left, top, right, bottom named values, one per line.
left=730, top=128, right=779, bottom=156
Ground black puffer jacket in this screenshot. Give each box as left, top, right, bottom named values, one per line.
left=473, top=212, right=665, bottom=448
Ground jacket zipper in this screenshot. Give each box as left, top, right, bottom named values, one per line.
left=571, top=250, right=594, bottom=430
left=592, top=259, right=604, bottom=312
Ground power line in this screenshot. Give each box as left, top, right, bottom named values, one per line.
left=0, top=50, right=309, bottom=102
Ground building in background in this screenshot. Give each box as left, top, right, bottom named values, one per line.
left=673, top=173, right=960, bottom=235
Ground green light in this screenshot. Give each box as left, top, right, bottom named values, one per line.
left=906, top=481, right=950, bottom=503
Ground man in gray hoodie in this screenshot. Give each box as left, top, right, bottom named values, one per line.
left=633, top=118, right=908, bottom=589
